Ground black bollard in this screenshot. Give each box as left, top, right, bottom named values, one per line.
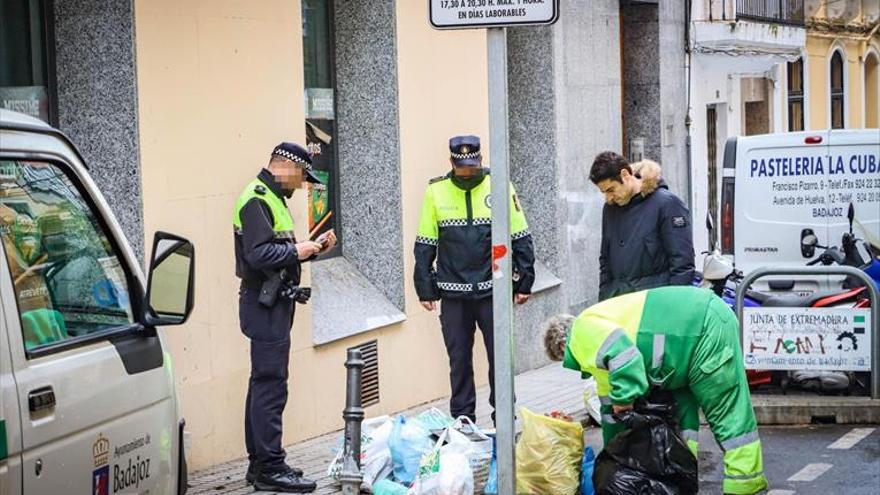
left=339, top=348, right=365, bottom=494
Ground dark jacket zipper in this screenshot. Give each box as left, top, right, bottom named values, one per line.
left=465, top=189, right=473, bottom=225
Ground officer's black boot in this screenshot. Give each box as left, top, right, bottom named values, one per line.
left=247, top=464, right=304, bottom=484
left=253, top=469, right=316, bottom=493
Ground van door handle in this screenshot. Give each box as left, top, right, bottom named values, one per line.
left=28, top=386, right=56, bottom=413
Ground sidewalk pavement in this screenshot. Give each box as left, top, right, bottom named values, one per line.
left=188, top=363, right=588, bottom=495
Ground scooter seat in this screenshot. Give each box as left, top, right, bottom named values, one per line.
left=747, top=289, right=857, bottom=307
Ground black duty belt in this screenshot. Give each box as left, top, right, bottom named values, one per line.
left=241, top=279, right=264, bottom=290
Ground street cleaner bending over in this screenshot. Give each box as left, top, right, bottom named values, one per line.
left=543, top=286, right=769, bottom=495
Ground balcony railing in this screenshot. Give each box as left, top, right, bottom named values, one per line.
left=737, top=0, right=805, bottom=26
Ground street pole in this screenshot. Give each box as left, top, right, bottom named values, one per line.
left=339, top=349, right=364, bottom=495
left=487, top=26, right=516, bottom=495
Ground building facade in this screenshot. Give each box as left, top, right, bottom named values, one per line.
left=800, top=0, right=879, bottom=130
left=1, top=0, right=689, bottom=469
left=688, top=0, right=807, bottom=253
left=687, top=1, right=879, bottom=253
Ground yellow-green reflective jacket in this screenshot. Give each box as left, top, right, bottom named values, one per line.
left=413, top=171, right=535, bottom=300
left=563, top=286, right=715, bottom=405
left=232, top=172, right=301, bottom=284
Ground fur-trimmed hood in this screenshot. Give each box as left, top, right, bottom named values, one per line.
left=631, top=159, right=666, bottom=196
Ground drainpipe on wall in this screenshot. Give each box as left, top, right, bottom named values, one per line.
left=685, top=0, right=694, bottom=213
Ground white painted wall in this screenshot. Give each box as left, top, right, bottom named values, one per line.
left=689, top=53, right=790, bottom=256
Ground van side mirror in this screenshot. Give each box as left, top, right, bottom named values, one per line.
left=801, top=229, right=817, bottom=258
left=144, top=231, right=195, bottom=326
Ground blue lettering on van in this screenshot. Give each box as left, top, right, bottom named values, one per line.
left=750, top=154, right=879, bottom=177
left=850, top=154, right=879, bottom=174
left=750, top=156, right=826, bottom=177
left=812, top=207, right=845, bottom=218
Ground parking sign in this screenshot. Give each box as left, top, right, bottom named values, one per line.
left=429, top=0, right=559, bottom=29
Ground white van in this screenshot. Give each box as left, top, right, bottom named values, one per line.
left=0, top=109, right=193, bottom=495
left=719, top=129, right=880, bottom=291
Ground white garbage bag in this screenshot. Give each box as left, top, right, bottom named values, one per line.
left=408, top=426, right=474, bottom=495
left=583, top=377, right=602, bottom=425
left=448, top=417, right=493, bottom=492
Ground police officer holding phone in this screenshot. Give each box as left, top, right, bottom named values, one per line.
left=233, top=142, right=336, bottom=493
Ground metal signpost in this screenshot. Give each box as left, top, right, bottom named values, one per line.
left=429, top=2, right=559, bottom=493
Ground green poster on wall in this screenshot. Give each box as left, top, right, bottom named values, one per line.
left=308, top=170, right=331, bottom=237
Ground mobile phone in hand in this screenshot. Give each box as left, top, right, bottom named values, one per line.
left=315, top=230, right=332, bottom=248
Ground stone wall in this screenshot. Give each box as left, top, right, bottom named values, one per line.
left=54, top=0, right=143, bottom=261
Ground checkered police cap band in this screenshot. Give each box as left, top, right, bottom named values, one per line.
left=272, top=148, right=313, bottom=170
left=450, top=150, right=481, bottom=160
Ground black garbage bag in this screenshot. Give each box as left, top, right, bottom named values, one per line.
left=593, top=392, right=698, bottom=495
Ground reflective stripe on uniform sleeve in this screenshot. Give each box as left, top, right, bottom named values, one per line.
left=608, top=346, right=641, bottom=372
left=652, top=333, right=665, bottom=369
left=595, top=328, right=626, bottom=369
left=415, top=236, right=438, bottom=246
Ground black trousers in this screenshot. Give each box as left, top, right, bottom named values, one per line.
left=440, top=297, right=495, bottom=422
left=239, top=286, right=295, bottom=473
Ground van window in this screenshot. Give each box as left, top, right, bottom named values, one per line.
left=0, top=160, right=134, bottom=351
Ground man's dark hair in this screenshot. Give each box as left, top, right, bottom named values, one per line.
left=589, top=151, right=631, bottom=184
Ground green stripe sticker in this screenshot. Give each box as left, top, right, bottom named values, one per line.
left=854, top=316, right=865, bottom=324
left=0, top=419, right=7, bottom=461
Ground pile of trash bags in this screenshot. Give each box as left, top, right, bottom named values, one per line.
left=327, top=408, right=493, bottom=495
left=514, top=392, right=698, bottom=495
left=328, top=395, right=694, bottom=495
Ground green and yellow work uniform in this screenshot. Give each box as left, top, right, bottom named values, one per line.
left=414, top=170, right=535, bottom=421
left=562, top=286, right=768, bottom=495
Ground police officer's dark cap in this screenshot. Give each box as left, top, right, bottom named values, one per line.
left=272, top=142, right=322, bottom=184
left=449, top=135, right=482, bottom=167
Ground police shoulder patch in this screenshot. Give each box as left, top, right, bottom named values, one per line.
left=429, top=175, right=448, bottom=184
left=254, top=185, right=267, bottom=195
left=672, top=216, right=686, bottom=228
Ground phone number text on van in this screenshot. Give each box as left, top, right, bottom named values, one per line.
left=750, top=154, right=878, bottom=178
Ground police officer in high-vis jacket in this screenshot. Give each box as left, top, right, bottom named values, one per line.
left=543, top=286, right=768, bottom=495
left=233, top=142, right=336, bottom=493
left=414, top=135, right=535, bottom=423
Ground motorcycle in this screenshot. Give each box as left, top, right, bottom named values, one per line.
left=697, top=205, right=878, bottom=393
left=783, top=203, right=878, bottom=394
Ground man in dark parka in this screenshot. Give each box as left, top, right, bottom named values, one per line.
left=589, top=152, right=695, bottom=301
